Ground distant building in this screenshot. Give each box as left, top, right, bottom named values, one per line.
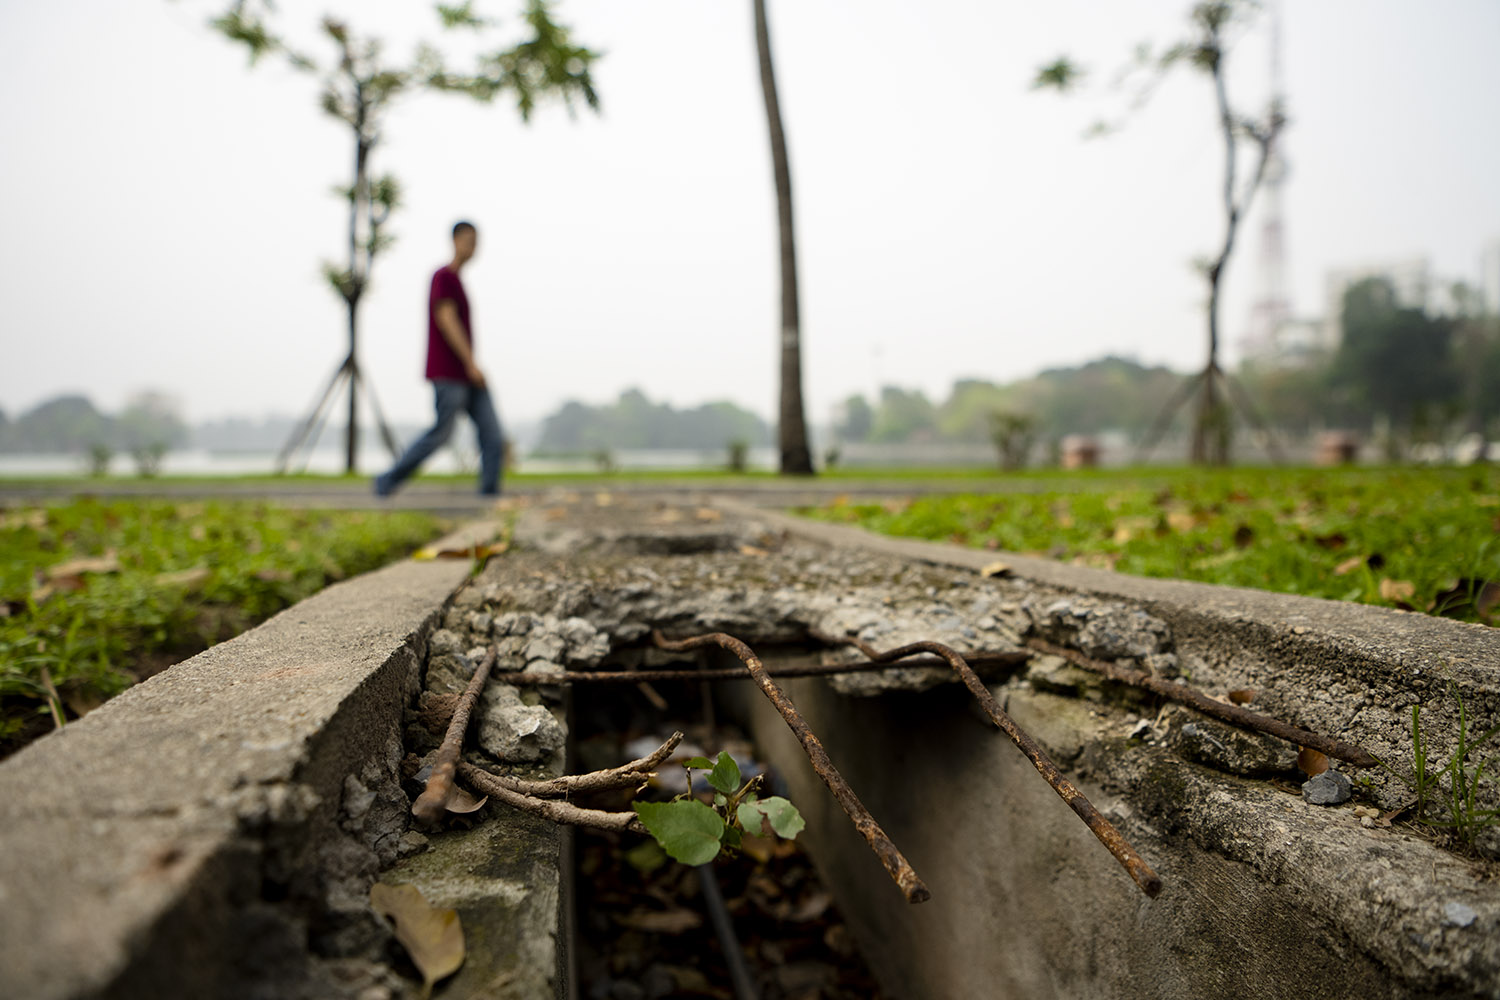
left=1323, top=256, right=1431, bottom=346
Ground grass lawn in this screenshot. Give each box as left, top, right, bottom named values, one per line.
left=801, top=465, right=1500, bottom=624
left=1, top=498, right=446, bottom=755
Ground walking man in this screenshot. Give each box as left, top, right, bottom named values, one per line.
left=375, top=221, right=504, bottom=497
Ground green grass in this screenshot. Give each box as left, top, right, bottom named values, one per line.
left=801, top=466, right=1500, bottom=623
left=0, top=498, right=446, bottom=754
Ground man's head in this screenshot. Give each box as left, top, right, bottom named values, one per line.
left=452, top=221, right=477, bottom=265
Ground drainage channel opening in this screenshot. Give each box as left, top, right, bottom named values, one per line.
left=569, top=658, right=893, bottom=1000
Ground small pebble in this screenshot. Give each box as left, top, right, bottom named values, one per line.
left=1443, top=902, right=1477, bottom=928
left=1302, top=770, right=1353, bottom=806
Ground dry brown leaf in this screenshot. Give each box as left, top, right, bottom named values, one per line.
left=738, top=544, right=769, bottom=557
left=1379, top=578, right=1416, bottom=602
left=444, top=785, right=488, bottom=815
left=1297, top=747, right=1330, bottom=777
left=1227, top=688, right=1256, bottom=705
left=1232, top=524, right=1255, bottom=548
left=1166, top=511, right=1197, bottom=534
left=979, top=560, right=1013, bottom=578
left=369, top=883, right=465, bottom=995
left=1332, top=555, right=1367, bottom=576
left=1, top=509, right=48, bottom=531
left=694, top=507, right=722, bottom=522
left=739, top=833, right=776, bottom=863
left=1312, top=532, right=1348, bottom=550
left=156, top=567, right=213, bottom=589
left=46, top=552, right=120, bottom=579
left=595, top=492, right=614, bottom=507
left=615, top=906, right=703, bottom=934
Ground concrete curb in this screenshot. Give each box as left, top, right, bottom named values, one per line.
left=0, top=521, right=498, bottom=999
left=717, top=497, right=1500, bottom=690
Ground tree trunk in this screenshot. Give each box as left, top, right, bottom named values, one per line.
left=344, top=111, right=368, bottom=475
left=754, top=0, right=814, bottom=476
left=1192, top=54, right=1240, bottom=467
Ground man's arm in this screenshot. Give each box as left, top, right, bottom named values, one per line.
left=435, top=299, right=485, bottom=388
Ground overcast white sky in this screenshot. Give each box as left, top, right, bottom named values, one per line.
left=2, top=0, right=1497, bottom=429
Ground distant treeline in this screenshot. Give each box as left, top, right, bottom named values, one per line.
left=0, top=393, right=188, bottom=454
left=834, top=278, right=1500, bottom=448
left=534, top=388, right=771, bottom=453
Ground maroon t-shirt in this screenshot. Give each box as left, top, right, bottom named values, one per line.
left=425, top=265, right=471, bottom=381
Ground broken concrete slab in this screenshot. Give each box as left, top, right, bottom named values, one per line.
left=0, top=521, right=499, bottom=1000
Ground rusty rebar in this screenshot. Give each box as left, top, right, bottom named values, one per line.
left=652, top=629, right=931, bottom=904
left=413, top=644, right=498, bottom=823
left=1025, top=637, right=1379, bottom=769
left=504, top=651, right=1030, bottom=687
left=816, top=631, right=1162, bottom=898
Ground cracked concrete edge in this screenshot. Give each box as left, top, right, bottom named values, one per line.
left=716, top=497, right=1500, bottom=686
left=0, top=520, right=500, bottom=1000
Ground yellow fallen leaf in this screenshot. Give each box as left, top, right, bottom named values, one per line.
left=980, top=560, right=1012, bottom=578
left=370, top=883, right=465, bottom=996
left=413, top=541, right=509, bottom=562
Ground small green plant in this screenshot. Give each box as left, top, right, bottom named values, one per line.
left=631, top=751, right=804, bottom=865
left=1390, top=683, right=1500, bottom=852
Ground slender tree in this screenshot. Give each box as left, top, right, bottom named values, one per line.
left=203, top=0, right=599, bottom=473
left=753, top=0, right=814, bottom=475
left=1037, top=0, right=1284, bottom=466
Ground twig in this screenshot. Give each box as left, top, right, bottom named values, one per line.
left=413, top=644, right=498, bottom=823
left=819, top=631, right=1162, bottom=898
left=505, top=651, right=1030, bottom=687
left=1025, top=637, right=1379, bottom=769
left=463, top=732, right=685, bottom=799
left=653, top=629, right=931, bottom=904
left=458, top=762, right=646, bottom=833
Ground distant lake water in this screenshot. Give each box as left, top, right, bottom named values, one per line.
left=0, top=446, right=785, bottom=478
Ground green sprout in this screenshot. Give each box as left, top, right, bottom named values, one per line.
left=631, top=751, right=804, bottom=866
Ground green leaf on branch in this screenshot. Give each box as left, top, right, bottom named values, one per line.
left=736, top=794, right=805, bottom=840
left=683, top=756, right=715, bottom=769
left=706, top=751, right=741, bottom=795
left=632, top=800, right=725, bottom=865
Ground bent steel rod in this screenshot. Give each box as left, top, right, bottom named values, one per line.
left=413, top=643, right=498, bottom=823
left=1026, top=637, right=1379, bottom=769
left=652, top=630, right=931, bottom=904
left=505, top=651, right=1029, bottom=687
left=815, top=630, right=1163, bottom=898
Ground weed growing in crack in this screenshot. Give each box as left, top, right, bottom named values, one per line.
left=631, top=751, right=804, bottom=866
left=1385, top=682, right=1500, bottom=853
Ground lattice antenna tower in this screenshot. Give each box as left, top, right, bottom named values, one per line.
left=1245, top=0, right=1290, bottom=359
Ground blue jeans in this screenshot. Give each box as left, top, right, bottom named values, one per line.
left=375, top=380, right=504, bottom=495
